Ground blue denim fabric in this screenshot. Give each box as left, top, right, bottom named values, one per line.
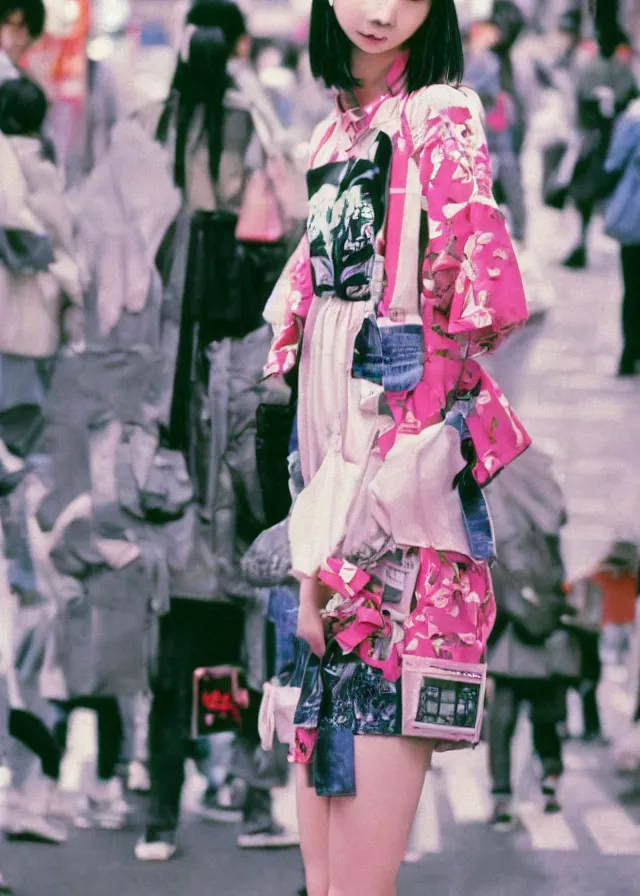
left=314, top=726, right=356, bottom=796
left=267, top=586, right=299, bottom=675
left=288, top=410, right=299, bottom=455
left=352, top=317, right=424, bottom=393
left=294, top=645, right=403, bottom=796
left=445, top=408, right=496, bottom=563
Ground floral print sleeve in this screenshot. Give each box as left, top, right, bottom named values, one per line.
left=377, top=91, right=531, bottom=486
left=264, top=234, right=314, bottom=377
left=419, top=100, right=528, bottom=356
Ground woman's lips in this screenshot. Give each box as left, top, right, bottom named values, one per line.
left=358, top=32, right=387, bottom=44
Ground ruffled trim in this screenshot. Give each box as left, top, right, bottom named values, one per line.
left=263, top=236, right=313, bottom=377
left=290, top=546, right=496, bottom=766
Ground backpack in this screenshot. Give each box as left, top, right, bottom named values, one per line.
left=492, top=531, right=568, bottom=646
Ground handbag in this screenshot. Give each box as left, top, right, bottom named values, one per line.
left=236, top=165, right=286, bottom=243
left=235, top=102, right=307, bottom=244
left=191, top=665, right=250, bottom=738
left=258, top=677, right=301, bottom=751
left=604, top=154, right=640, bottom=245
left=401, top=655, right=487, bottom=744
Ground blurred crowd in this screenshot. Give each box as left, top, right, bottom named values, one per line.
left=0, top=0, right=639, bottom=893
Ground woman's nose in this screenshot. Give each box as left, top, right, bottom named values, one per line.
left=366, top=0, right=397, bottom=27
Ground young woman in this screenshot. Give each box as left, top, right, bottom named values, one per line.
left=265, top=1, right=531, bottom=894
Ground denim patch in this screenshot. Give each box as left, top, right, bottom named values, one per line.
left=295, top=646, right=405, bottom=795
left=445, top=408, right=496, bottom=563
left=352, top=318, right=424, bottom=393
left=458, top=470, right=496, bottom=563
left=313, top=726, right=356, bottom=797
left=352, top=315, right=383, bottom=384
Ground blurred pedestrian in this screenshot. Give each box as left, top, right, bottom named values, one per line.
left=486, top=447, right=579, bottom=829
left=566, top=540, right=638, bottom=741
left=0, top=0, right=45, bottom=84
left=135, top=0, right=302, bottom=862
left=560, top=24, right=636, bottom=269
left=464, top=18, right=528, bottom=245
left=603, top=95, right=640, bottom=376
left=0, top=66, right=83, bottom=855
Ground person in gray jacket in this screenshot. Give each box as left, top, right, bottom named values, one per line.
left=485, top=446, right=580, bottom=831
left=135, top=0, right=301, bottom=862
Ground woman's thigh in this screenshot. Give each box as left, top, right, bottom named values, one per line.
left=328, top=735, right=433, bottom=896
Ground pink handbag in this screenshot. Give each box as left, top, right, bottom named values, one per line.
left=235, top=100, right=307, bottom=243
left=235, top=164, right=287, bottom=243
left=401, top=656, right=487, bottom=744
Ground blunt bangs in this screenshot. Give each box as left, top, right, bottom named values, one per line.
left=308, top=0, right=464, bottom=93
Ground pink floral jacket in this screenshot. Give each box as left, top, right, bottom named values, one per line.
left=265, top=55, right=531, bottom=684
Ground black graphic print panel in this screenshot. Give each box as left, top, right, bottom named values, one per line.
left=306, top=130, right=392, bottom=302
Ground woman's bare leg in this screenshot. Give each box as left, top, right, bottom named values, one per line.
left=297, top=763, right=330, bottom=896
left=328, top=736, right=433, bottom=896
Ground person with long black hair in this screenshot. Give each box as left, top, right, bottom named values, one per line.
left=135, top=0, right=302, bottom=862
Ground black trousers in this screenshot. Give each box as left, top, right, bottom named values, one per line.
left=576, top=629, right=602, bottom=736
left=50, top=697, right=123, bottom=782
left=620, top=244, right=640, bottom=372
left=489, top=678, right=566, bottom=796
left=146, top=598, right=247, bottom=832
left=8, top=709, right=61, bottom=781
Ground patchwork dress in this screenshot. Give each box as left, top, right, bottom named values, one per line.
left=264, top=54, right=531, bottom=797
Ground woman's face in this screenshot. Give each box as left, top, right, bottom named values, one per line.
left=332, top=0, right=432, bottom=57
left=0, top=10, right=32, bottom=63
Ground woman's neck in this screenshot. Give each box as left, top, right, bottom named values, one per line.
left=351, top=48, right=400, bottom=106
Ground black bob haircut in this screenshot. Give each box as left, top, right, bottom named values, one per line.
left=0, top=75, right=48, bottom=135
left=0, top=0, right=46, bottom=39
left=309, top=0, right=464, bottom=93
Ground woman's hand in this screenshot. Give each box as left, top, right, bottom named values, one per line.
left=297, top=577, right=332, bottom=658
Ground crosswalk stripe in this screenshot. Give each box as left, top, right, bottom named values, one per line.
left=442, top=761, right=490, bottom=823
left=562, top=753, right=601, bottom=773
left=408, top=772, right=441, bottom=856
left=518, top=803, right=579, bottom=852
left=563, top=772, right=611, bottom=806
left=583, top=808, right=640, bottom=856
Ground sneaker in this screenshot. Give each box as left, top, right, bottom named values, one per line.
left=75, top=778, right=132, bottom=831
left=127, top=761, right=151, bottom=794
left=5, top=782, right=67, bottom=845
left=237, top=789, right=299, bottom=849
left=237, top=823, right=300, bottom=849
left=135, top=828, right=177, bottom=862
left=199, top=779, right=246, bottom=823
left=489, top=797, right=515, bottom=832
left=47, top=787, right=82, bottom=822
left=542, top=777, right=562, bottom=814
left=5, top=810, right=67, bottom=845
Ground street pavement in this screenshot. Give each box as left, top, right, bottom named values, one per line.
left=3, top=676, right=640, bottom=896
left=3, top=78, right=640, bottom=896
